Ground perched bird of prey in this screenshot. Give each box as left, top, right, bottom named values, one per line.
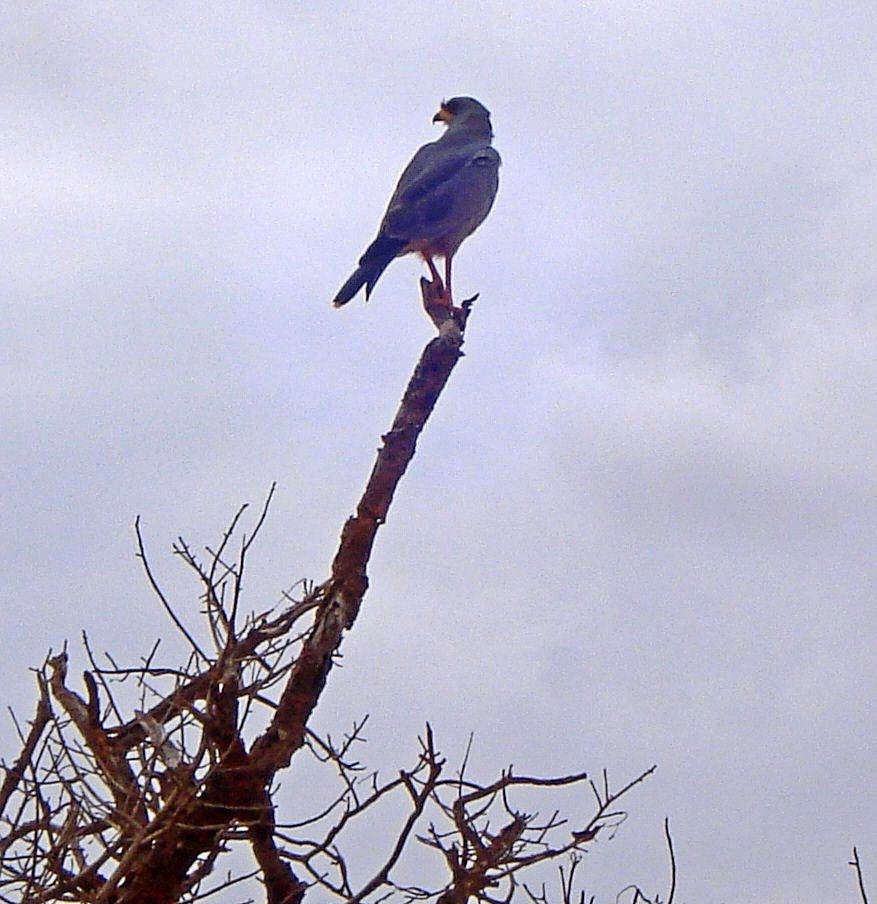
left=332, top=96, right=500, bottom=309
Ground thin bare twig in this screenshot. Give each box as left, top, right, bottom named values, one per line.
left=664, top=818, right=676, bottom=904
left=851, top=847, right=871, bottom=904
left=135, top=515, right=208, bottom=661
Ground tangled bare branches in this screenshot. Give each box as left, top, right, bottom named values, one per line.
left=1, top=302, right=656, bottom=904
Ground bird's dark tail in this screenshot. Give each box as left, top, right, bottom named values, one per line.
left=332, top=235, right=405, bottom=307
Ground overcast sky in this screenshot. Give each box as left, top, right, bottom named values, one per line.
left=3, top=2, right=877, bottom=901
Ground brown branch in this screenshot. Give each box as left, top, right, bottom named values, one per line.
left=438, top=813, right=527, bottom=904
left=0, top=676, right=51, bottom=818
left=46, top=652, right=149, bottom=834
left=348, top=727, right=445, bottom=904
left=249, top=789, right=307, bottom=904
left=109, top=594, right=320, bottom=751
left=421, top=764, right=657, bottom=904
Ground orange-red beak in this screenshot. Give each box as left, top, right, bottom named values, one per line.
left=432, top=102, right=454, bottom=124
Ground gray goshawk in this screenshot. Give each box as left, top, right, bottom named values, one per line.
left=332, top=97, right=500, bottom=308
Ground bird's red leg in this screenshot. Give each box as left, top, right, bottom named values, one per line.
left=444, top=255, right=454, bottom=308
left=422, top=254, right=452, bottom=308
left=420, top=253, right=458, bottom=324
left=424, top=254, right=442, bottom=286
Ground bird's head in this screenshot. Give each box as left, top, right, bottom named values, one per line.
left=433, top=97, right=493, bottom=137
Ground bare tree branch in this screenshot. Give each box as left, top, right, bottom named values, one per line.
left=0, top=677, right=51, bottom=818
left=249, top=297, right=469, bottom=774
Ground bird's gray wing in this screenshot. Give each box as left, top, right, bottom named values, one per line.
left=380, top=143, right=499, bottom=243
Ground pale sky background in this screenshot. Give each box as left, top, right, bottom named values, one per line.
left=3, top=2, right=877, bottom=902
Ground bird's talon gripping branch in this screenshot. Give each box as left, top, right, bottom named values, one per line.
left=420, top=277, right=462, bottom=332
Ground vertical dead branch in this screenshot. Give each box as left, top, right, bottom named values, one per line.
left=250, top=301, right=469, bottom=773
left=664, top=818, right=676, bottom=904
left=851, top=847, right=871, bottom=904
